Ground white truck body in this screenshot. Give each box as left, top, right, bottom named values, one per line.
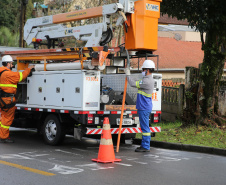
left=19, top=70, right=100, bottom=110
left=1, top=47, right=162, bottom=145
left=11, top=69, right=162, bottom=145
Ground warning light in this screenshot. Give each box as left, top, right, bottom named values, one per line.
left=36, top=39, right=42, bottom=43
left=32, top=38, right=42, bottom=43
left=32, top=38, right=36, bottom=42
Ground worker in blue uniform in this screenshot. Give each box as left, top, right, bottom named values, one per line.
left=125, top=60, right=155, bottom=152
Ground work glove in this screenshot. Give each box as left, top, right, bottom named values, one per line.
left=28, top=68, right=35, bottom=77
left=124, top=68, right=131, bottom=75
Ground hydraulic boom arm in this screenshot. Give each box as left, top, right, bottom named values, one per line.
left=24, top=0, right=162, bottom=51
left=24, top=0, right=136, bottom=48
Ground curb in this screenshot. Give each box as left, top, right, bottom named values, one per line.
left=133, top=139, right=226, bottom=156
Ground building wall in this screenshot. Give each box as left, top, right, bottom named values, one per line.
left=159, top=71, right=225, bottom=79
left=158, top=31, right=206, bottom=42
left=159, top=71, right=185, bottom=79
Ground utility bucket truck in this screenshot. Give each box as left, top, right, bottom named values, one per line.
left=0, top=0, right=162, bottom=145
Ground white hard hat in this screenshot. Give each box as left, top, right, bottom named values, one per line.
left=1, top=55, right=13, bottom=66
left=141, top=60, right=155, bottom=69
left=2, top=55, right=13, bottom=62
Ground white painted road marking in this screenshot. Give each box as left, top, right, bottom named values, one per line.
left=49, top=165, right=84, bottom=175
left=115, top=163, right=132, bottom=167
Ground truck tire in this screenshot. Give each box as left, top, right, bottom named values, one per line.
left=42, top=114, right=65, bottom=145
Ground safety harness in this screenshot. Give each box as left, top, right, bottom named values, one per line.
left=0, top=70, right=16, bottom=110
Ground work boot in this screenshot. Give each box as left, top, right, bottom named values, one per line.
left=0, top=138, right=14, bottom=143
left=135, top=147, right=150, bottom=152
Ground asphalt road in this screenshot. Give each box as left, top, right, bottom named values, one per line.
left=0, top=128, right=225, bottom=185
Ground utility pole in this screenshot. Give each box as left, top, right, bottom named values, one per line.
left=19, top=0, right=28, bottom=48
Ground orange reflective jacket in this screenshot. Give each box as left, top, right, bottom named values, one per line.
left=0, top=66, right=31, bottom=94
left=0, top=66, right=31, bottom=139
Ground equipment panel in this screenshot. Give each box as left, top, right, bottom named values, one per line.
left=26, top=70, right=100, bottom=110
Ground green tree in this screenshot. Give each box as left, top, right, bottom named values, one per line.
left=0, top=0, right=44, bottom=46
left=0, top=0, right=20, bottom=32
left=161, top=0, right=226, bottom=126
left=26, top=0, right=35, bottom=19
left=0, top=26, right=19, bottom=47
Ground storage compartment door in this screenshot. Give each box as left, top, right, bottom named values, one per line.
left=152, top=74, right=162, bottom=111
left=45, top=74, right=63, bottom=107
left=27, top=75, right=45, bottom=106
left=63, top=74, right=82, bottom=108
left=83, top=71, right=100, bottom=110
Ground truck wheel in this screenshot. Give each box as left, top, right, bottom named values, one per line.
left=42, top=114, right=65, bottom=145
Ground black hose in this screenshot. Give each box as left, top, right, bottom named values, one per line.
left=125, top=23, right=128, bottom=33
left=126, top=49, right=130, bottom=68
left=100, top=28, right=113, bottom=46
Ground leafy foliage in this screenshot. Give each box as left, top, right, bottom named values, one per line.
left=0, top=0, right=20, bottom=32
left=0, top=0, right=44, bottom=46
left=0, top=0, right=44, bottom=29
left=0, top=26, right=19, bottom=47
left=161, top=0, right=226, bottom=37
left=26, top=0, right=35, bottom=19
left=161, top=0, right=226, bottom=125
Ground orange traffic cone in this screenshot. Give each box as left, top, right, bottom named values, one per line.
left=92, top=117, right=121, bottom=163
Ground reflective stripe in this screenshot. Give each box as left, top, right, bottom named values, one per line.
left=142, top=132, right=151, bottom=136
left=136, top=81, right=140, bottom=88
left=138, top=90, right=152, bottom=97
left=0, top=84, right=17, bottom=88
left=19, top=72, right=23, bottom=82
left=0, top=122, right=10, bottom=129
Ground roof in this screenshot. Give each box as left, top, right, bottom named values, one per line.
left=152, top=38, right=226, bottom=70
left=130, top=38, right=205, bottom=70
left=159, top=14, right=189, bottom=25
left=153, top=37, right=204, bottom=69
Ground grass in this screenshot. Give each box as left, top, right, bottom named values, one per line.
left=136, top=121, right=226, bottom=149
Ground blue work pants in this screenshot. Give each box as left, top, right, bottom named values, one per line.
left=138, top=110, right=151, bottom=150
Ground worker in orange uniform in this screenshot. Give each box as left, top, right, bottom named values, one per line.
left=0, top=55, right=34, bottom=143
